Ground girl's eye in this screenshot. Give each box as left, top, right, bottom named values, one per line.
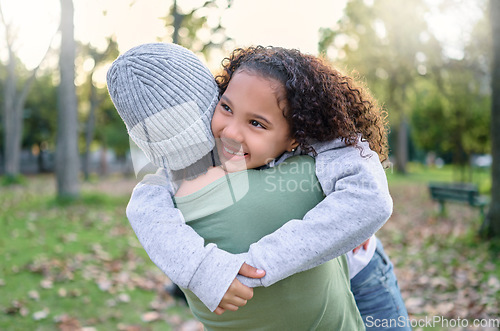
left=221, top=104, right=232, bottom=113
left=250, top=120, right=265, bottom=129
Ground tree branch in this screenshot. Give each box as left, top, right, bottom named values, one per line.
left=15, top=23, right=60, bottom=112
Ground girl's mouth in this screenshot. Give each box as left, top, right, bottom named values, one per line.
left=223, top=145, right=246, bottom=156
left=219, top=141, right=248, bottom=161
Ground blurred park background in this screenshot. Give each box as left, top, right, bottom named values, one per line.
left=1, top=0, right=499, bottom=330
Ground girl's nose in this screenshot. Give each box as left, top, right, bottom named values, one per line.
left=222, top=122, right=244, bottom=143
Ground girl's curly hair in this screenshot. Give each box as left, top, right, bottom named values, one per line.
left=215, top=46, right=389, bottom=162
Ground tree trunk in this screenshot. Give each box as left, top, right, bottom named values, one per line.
left=1, top=3, right=54, bottom=179
left=83, top=75, right=97, bottom=181
left=99, top=145, right=108, bottom=176
left=395, top=116, right=408, bottom=174
left=3, top=47, right=22, bottom=177
left=483, top=0, right=500, bottom=237
left=172, top=0, right=183, bottom=44
left=56, top=0, right=80, bottom=198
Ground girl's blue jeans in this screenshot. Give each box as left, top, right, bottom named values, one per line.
left=351, top=238, right=412, bottom=331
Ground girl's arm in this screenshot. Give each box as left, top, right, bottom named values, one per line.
left=129, top=139, right=391, bottom=306
left=237, top=139, right=392, bottom=287
left=126, top=168, right=245, bottom=312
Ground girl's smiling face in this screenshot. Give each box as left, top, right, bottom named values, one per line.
left=211, top=70, right=298, bottom=172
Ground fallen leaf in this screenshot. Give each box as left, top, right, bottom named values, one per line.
left=40, top=279, right=53, bottom=289
left=487, top=276, right=500, bottom=290
left=20, top=307, right=29, bottom=317
left=166, top=315, right=182, bottom=326
left=117, top=323, right=142, bottom=331
left=28, top=290, right=40, bottom=301
left=435, top=302, right=454, bottom=315
left=69, top=289, right=82, bottom=297
left=118, top=293, right=130, bottom=303
left=106, top=299, right=117, bottom=307
left=5, top=301, right=24, bottom=315
left=178, top=320, right=204, bottom=331
left=54, top=314, right=81, bottom=331
left=97, top=279, right=112, bottom=292
left=33, top=308, right=50, bottom=321
left=58, top=288, right=67, bottom=297
left=61, top=233, right=77, bottom=243
left=141, top=311, right=161, bottom=322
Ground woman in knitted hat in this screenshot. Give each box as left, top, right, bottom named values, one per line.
left=108, top=43, right=410, bottom=330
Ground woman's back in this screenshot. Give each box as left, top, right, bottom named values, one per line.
left=174, top=156, right=364, bottom=330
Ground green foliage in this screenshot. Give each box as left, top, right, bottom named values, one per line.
left=95, top=97, right=130, bottom=157
left=164, top=0, right=233, bottom=58
left=410, top=60, right=491, bottom=163
left=23, top=73, right=58, bottom=150
left=3, top=2, right=234, bottom=175
left=1, top=174, right=26, bottom=186
left=318, top=0, right=443, bottom=173
left=320, top=0, right=437, bottom=121
left=78, top=39, right=127, bottom=156
left=319, top=0, right=491, bottom=166
left=0, top=63, right=4, bottom=154
left=410, top=89, right=447, bottom=154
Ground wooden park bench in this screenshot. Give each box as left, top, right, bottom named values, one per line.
left=429, top=182, right=489, bottom=220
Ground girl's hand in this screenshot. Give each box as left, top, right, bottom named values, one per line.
left=352, top=238, right=371, bottom=254
left=239, top=262, right=266, bottom=279
left=215, top=278, right=253, bottom=315
left=214, top=263, right=265, bottom=315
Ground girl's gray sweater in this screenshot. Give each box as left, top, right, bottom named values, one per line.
left=126, top=138, right=393, bottom=312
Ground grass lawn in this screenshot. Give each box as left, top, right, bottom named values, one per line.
left=386, top=162, right=492, bottom=194
left=1, top=166, right=499, bottom=331
left=0, top=175, right=198, bottom=331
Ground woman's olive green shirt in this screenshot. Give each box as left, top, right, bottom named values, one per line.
left=174, top=156, right=364, bottom=331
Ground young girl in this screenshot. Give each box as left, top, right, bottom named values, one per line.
left=211, top=47, right=409, bottom=331
left=177, top=70, right=367, bottom=329
left=108, top=43, right=409, bottom=329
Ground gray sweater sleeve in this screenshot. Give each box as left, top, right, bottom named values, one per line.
left=126, top=169, right=245, bottom=312
left=127, top=138, right=392, bottom=306
left=237, top=138, right=393, bottom=287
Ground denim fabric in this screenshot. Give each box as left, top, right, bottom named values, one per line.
left=351, top=239, right=411, bottom=331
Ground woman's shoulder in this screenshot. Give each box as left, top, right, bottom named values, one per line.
left=262, top=155, right=317, bottom=180
left=281, top=155, right=315, bottom=164
left=272, top=155, right=315, bottom=172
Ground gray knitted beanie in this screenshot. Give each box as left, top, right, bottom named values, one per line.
left=106, top=43, right=218, bottom=170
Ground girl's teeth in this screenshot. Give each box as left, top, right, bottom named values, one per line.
left=224, top=146, right=244, bottom=156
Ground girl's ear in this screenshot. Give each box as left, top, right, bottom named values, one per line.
left=288, top=140, right=299, bottom=152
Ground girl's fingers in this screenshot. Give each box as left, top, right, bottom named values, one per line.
left=214, top=307, right=226, bottom=315
left=220, top=294, right=248, bottom=308
left=217, top=278, right=253, bottom=314
left=221, top=303, right=240, bottom=311
left=228, top=279, right=254, bottom=300
left=238, top=263, right=266, bottom=279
